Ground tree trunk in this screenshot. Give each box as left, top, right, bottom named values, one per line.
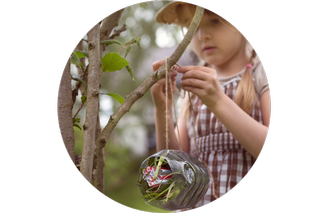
left=80, top=23, right=101, bottom=182
left=93, top=115, right=104, bottom=193
left=91, top=9, right=125, bottom=192
left=58, top=59, right=75, bottom=163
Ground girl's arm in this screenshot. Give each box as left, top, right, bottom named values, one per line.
left=178, top=66, right=270, bottom=158
left=260, top=90, right=271, bottom=127
left=210, top=91, right=268, bottom=158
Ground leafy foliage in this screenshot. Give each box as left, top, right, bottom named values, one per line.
left=70, top=32, right=141, bottom=127
left=101, top=52, right=129, bottom=72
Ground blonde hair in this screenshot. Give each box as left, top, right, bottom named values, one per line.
left=234, top=49, right=258, bottom=114
left=175, top=4, right=258, bottom=118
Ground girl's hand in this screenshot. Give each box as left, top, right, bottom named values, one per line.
left=177, top=66, right=224, bottom=108
left=150, top=60, right=177, bottom=110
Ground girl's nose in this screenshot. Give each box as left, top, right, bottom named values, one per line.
left=196, top=27, right=211, bottom=41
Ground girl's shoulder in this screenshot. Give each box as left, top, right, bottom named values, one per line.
left=218, top=67, right=246, bottom=87
left=218, top=62, right=269, bottom=97
left=253, top=62, right=269, bottom=96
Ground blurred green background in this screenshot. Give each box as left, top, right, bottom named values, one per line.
left=70, top=1, right=198, bottom=212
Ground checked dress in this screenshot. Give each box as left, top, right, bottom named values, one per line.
left=176, top=62, right=268, bottom=211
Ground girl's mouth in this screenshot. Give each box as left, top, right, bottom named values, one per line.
left=203, top=46, right=216, bottom=53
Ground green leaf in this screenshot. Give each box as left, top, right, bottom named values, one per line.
left=100, top=39, right=122, bottom=46
left=70, top=52, right=85, bottom=72
left=101, top=52, right=129, bottom=72
left=134, top=37, right=142, bottom=49
left=81, top=95, right=87, bottom=104
left=70, top=52, right=81, bottom=65
left=124, top=46, right=131, bottom=58
left=101, top=93, right=124, bottom=104
left=71, top=75, right=87, bottom=91
left=73, top=117, right=80, bottom=124
left=75, top=51, right=88, bottom=59
left=166, top=181, right=175, bottom=201
left=142, top=193, right=159, bottom=198
left=73, top=123, right=82, bottom=130
left=125, top=65, right=135, bottom=81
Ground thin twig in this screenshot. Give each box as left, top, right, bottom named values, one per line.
left=73, top=103, right=84, bottom=119
left=109, top=24, right=127, bottom=39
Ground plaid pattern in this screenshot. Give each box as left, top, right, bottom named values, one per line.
left=176, top=68, right=264, bottom=212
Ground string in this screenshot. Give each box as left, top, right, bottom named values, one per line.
left=164, top=57, right=218, bottom=199
left=164, top=57, right=182, bottom=151
left=165, top=58, right=169, bottom=150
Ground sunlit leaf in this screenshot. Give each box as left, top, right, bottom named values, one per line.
left=101, top=52, right=129, bottom=72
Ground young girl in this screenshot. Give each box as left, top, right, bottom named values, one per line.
left=150, top=1, right=270, bottom=211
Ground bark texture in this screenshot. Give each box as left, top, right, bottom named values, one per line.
left=93, top=113, right=104, bottom=193
left=80, top=23, right=101, bottom=182
left=58, top=59, right=75, bottom=163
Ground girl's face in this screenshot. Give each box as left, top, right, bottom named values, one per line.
left=190, top=12, right=245, bottom=66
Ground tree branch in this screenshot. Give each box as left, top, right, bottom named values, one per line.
left=108, top=24, right=127, bottom=39
left=100, top=8, right=125, bottom=41
left=93, top=6, right=205, bottom=169
left=58, top=58, right=75, bottom=163
left=80, top=23, right=101, bottom=182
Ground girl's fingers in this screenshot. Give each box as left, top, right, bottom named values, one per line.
left=180, top=69, right=207, bottom=81
left=153, top=77, right=177, bottom=92
left=165, top=77, right=177, bottom=92
left=177, top=66, right=211, bottom=73
left=180, top=85, right=203, bottom=97
left=169, top=71, right=178, bottom=78
left=152, top=60, right=163, bottom=72
left=180, top=78, right=204, bottom=89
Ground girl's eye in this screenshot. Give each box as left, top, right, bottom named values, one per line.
left=211, top=19, right=220, bottom=24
